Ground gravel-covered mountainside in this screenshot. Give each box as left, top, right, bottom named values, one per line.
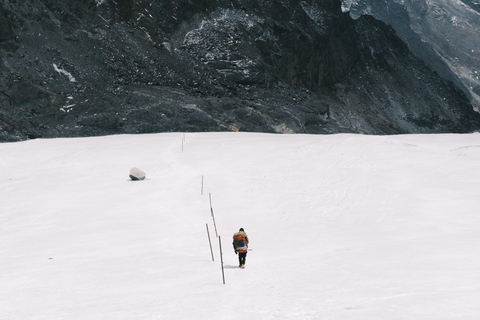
left=341, top=0, right=480, bottom=111
left=1, top=0, right=479, bottom=141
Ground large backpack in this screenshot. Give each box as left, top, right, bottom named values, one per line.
left=233, top=232, right=247, bottom=251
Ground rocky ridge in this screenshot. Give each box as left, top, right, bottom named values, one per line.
left=341, top=0, right=480, bottom=110
left=1, top=0, right=479, bottom=141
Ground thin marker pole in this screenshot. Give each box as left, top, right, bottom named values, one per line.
left=181, top=133, right=185, bottom=153
left=209, top=193, right=213, bottom=216
left=206, top=223, right=214, bottom=261
left=209, top=193, right=218, bottom=237
left=219, top=235, right=225, bottom=284
left=201, top=175, right=204, bottom=195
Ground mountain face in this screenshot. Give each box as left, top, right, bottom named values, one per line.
left=341, top=0, right=480, bottom=111
left=1, top=0, right=479, bottom=141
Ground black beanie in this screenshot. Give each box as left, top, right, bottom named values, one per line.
left=239, top=228, right=244, bottom=231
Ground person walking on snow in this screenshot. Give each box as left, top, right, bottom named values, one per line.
left=233, top=228, right=249, bottom=268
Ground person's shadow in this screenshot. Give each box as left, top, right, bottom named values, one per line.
left=223, top=265, right=241, bottom=269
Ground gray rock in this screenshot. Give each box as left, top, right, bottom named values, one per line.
left=0, top=0, right=479, bottom=141
left=129, top=167, right=146, bottom=181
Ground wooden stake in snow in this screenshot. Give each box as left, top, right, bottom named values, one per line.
left=209, top=193, right=218, bottom=237
left=219, top=235, right=225, bottom=285
left=183, top=133, right=186, bottom=153
left=201, top=175, right=204, bottom=195
left=206, top=223, right=214, bottom=261
left=181, top=133, right=186, bottom=153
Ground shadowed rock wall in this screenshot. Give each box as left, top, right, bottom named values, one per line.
left=1, top=0, right=479, bottom=141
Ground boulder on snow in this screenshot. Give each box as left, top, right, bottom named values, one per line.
left=129, top=167, right=146, bottom=181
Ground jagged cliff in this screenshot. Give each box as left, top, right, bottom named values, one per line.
left=341, top=0, right=480, bottom=111
left=1, top=0, right=479, bottom=141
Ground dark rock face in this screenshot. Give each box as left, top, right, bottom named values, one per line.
left=1, top=0, right=479, bottom=141
left=341, top=0, right=480, bottom=111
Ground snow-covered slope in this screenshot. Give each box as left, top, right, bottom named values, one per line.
left=1, top=132, right=480, bottom=319
left=341, top=0, right=480, bottom=110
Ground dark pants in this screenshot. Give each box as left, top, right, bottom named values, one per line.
left=238, top=252, right=247, bottom=266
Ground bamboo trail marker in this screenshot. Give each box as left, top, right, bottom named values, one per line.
left=219, top=235, right=225, bottom=284
left=209, top=193, right=218, bottom=237
left=206, top=223, right=214, bottom=261
left=181, top=133, right=186, bottom=153
left=209, top=193, right=213, bottom=215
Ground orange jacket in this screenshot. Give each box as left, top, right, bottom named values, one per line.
left=233, top=231, right=249, bottom=253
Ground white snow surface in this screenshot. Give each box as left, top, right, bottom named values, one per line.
left=1, top=132, right=480, bottom=319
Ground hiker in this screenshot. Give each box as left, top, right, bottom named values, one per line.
left=233, top=228, right=249, bottom=268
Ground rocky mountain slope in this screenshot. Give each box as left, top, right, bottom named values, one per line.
left=1, top=0, right=479, bottom=141
left=341, top=0, right=480, bottom=111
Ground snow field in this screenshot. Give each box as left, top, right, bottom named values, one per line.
left=1, top=132, right=480, bottom=319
